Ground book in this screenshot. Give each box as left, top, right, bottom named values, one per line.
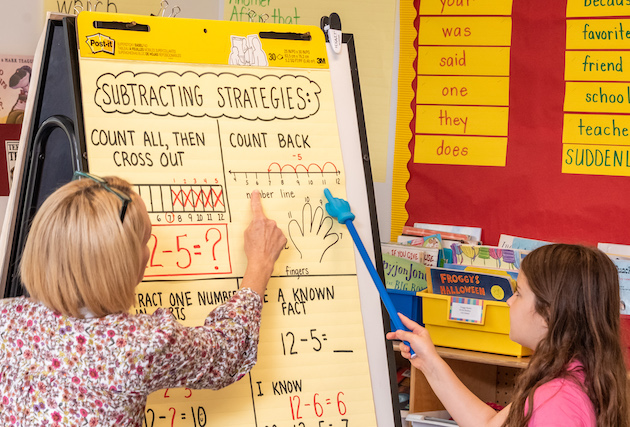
left=499, top=234, right=552, bottom=251
left=382, top=254, right=428, bottom=292
left=612, top=258, right=630, bottom=315
left=599, top=242, right=630, bottom=259
left=428, top=266, right=514, bottom=302
left=0, top=124, right=20, bottom=195
left=397, top=233, right=443, bottom=249
left=413, top=222, right=482, bottom=242
left=381, top=242, right=439, bottom=267
left=402, top=225, right=477, bottom=244
left=0, top=55, right=35, bottom=124
left=452, top=244, right=528, bottom=272
left=442, top=263, right=519, bottom=282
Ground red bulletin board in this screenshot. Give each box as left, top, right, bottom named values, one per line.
left=392, top=0, right=630, bottom=247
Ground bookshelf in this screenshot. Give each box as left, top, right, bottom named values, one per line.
left=393, top=343, right=529, bottom=413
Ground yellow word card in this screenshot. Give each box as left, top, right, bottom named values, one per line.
left=414, top=135, right=508, bottom=166
left=418, top=17, right=512, bottom=46
left=418, top=46, right=511, bottom=76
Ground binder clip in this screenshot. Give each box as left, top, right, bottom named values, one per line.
left=320, top=13, right=342, bottom=54
left=151, top=0, right=181, bottom=17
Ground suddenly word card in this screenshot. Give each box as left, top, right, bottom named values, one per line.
left=448, top=296, right=486, bottom=324
left=413, top=1, right=512, bottom=167
left=76, top=11, right=378, bottom=427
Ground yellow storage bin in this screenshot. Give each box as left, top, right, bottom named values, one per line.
left=418, top=289, right=532, bottom=357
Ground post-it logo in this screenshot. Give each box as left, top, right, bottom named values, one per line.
left=85, top=33, right=115, bottom=55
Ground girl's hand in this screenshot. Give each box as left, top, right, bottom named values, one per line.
left=386, top=313, right=440, bottom=373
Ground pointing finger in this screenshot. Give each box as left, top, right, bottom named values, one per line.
left=250, top=190, right=264, bottom=217
left=324, top=188, right=334, bottom=203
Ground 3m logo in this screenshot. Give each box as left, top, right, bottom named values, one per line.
left=85, top=33, right=115, bottom=55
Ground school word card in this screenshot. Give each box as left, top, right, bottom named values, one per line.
left=76, top=11, right=378, bottom=427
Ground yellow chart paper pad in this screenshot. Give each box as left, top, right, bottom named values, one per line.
left=417, top=76, right=509, bottom=106
left=565, top=51, right=630, bottom=81
left=418, top=17, right=512, bottom=46
left=418, top=0, right=513, bottom=16
left=414, top=135, right=508, bottom=166
left=563, top=113, right=630, bottom=145
left=418, top=46, right=511, bottom=76
left=563, top=143, right=630, bottom=176
left=224, top=0, right=397, bottom=183
left=565, top=81, right=630, bottom=113
left=77, top=11, right=377, bottom=427
left=415, top=105, right=509, bottom=136
left=567, top=19, right=630, bottom=50
left=567, top=0, right=630, bottom=17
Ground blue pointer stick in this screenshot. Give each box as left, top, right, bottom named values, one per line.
left=324, top=188, right=415, bottom=358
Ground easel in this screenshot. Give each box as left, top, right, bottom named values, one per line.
left=0, top=12, right=402, bottom=427
left=2, top=15, right=87, bottom=298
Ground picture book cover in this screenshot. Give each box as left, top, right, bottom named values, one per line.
left=413, top=222, right=482, bottom=241
left=442, top=263, right=519, bottom=282
left=599, top=242, right=630, bottom=259
left=402, top=225, right=476, bottom=243
left=451, top=244, right=528, bottom=272
left=0, top=55, right=34, bottom=124
left=499, top=234, right=552, bottom=251
left=381, top=242, right=439, bottom=267
left=612, top=258, right=630, bottom=315
left=0, top=124, right=20, bottom=195
left=428, top=266, right=514, bottom=302
left=382, top=253, right=428, bottom=292
left=397, top=233, right=443, bottom=249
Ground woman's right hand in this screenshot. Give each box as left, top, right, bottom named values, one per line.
left=386, top=313, right=441, bottom=373
left=242, top=190, right=287, bottom=298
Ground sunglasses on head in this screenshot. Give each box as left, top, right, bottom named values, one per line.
left=72, top=171, right=131, bottom=222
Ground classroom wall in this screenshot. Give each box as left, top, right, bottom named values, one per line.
left=0, top=0, right=397, bottom=242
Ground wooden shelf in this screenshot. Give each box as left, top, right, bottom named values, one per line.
left=435, top=347, right=530, bottom=369
left=392, top=341, right=530, bottom=369
left=393, top=341, right=529, bottom=412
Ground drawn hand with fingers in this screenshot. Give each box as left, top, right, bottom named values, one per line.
left=288, top=202, right=339, bottom=262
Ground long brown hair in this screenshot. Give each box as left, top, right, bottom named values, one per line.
left=504, top=244, right=628, bottom=426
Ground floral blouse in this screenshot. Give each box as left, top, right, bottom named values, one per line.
left=0, top=287, right=262, bottom=426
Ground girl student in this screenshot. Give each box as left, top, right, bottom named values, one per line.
left=0, top=174, right=287, bottom=426
left=388, top=243, right=629, bottom=426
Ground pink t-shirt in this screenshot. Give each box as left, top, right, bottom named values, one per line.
left=526, top=361, right=596, bottom=426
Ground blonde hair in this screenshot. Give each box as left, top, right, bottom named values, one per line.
left=20, top=176, right=147, bottom=318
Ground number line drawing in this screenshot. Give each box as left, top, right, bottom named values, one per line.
left=229, top=162, right=342, bottom=179
left=267, top=162, right=339, bottom=173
